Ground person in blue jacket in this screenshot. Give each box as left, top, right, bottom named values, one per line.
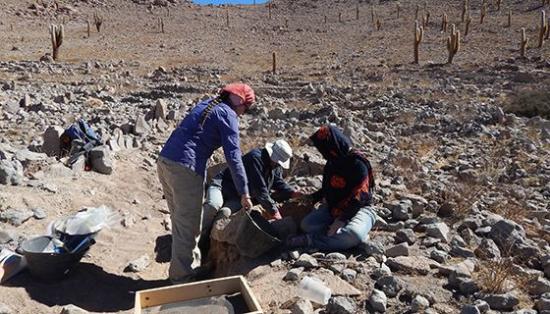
left=157, top=83, right=255, bottom=284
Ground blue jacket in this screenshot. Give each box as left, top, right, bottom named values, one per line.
left=160, top=98, right=249, bottom=196
left=211, top=148, right=294, bottom=214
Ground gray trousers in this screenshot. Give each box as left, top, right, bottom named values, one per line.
left=157, top=157, right=205, bottom=283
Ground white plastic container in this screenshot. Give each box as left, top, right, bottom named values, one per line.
left=297, top=276, right=332, bottom=305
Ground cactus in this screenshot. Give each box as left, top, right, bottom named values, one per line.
left=465, top=11, right=472, bottom=37
left=356, top=3, right=360, bottom=20
left=414, top=20, right=423, bottom=64
left=226, top=8, right=230, bottom=28
left=324, top=15, right=327, bottom=24
left=461, top=0, right=469, bottom=22
left=339, top=12, right=342, bottom=23
left=268, top=2, right=272, bottom=19
left=496, top=0, right=502, bottom=11
left=415, top=4, right=420, bottom=20
left=376, top=18, right=382, bottom=30
left=507, top=9, right=512, bottom=27
left=520, top=27, right=528, bottom=57
left=442, top=13, right=448, bottom=32
left=480, top=1, right=487, bottom=24
left=158, top=17, right=164, bottom=33
left=547, top=17, right=550, bottom=39
left=423, top=11, right=430, bottom=27
left=87, top=19, right=91, bottom=38
left=371, top=4, right=375, bottom=26
left=93, top=12, right=103, bottom=32
left=539, top=10, right=549, bottom=47
left=49, top=24, right=64, bottom=61
left=447, top=24, right=460, bottom=64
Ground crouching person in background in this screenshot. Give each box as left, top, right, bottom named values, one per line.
left=287, top=125, right=377, bottom=251
left=203, top=139, right=303, bottom=236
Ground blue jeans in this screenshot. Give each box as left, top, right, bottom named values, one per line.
left=202, top=185, right=241, bottom=235
left=300, top=205, right=376, bottom=251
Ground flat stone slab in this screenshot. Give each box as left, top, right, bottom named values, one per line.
left=386, top=256, right=439, bottom=275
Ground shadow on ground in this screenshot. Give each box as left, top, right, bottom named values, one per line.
left=6, top=263, right=169, bottom=312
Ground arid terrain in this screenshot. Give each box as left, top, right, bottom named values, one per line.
left=0, top=0, right=549, bottom=313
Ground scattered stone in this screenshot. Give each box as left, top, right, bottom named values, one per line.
left=460, top=305, right=480, bottom=314
left=326, top=252, right=346, bottom=261
left=89, top=146, right=114, bottom=175
left=0, top=159, right=24, bottom=185
left=536, top=293, right=550, bottom=312
left=31, top=208, right=47, bottom=220
left=426, top=222, right=451, bottom=243
left=326, top=296, right=356, bottom=314
left=369, top=289, right=387, bottom=312
left=361, top=240, right=385, bottom=256
left=154, top=99, right=167, bottom=120
left=341, top=269, right=357, bottom=282
left=289, top=251, right=300, bottom=260
left=385, top=242, right=409, bottom=257
left=375, top=275, right=403, bottom=298
left=284, top=267, right=304, bottom=281
left=294, top=253, right=318, bottom=268
left=385, top=199, right=412, bottom=221
left=289, top=298, right=313, bottom=314
left=133, top=115, right=151, bottom=136
left=386, top=256, right=436, bottom=275
left=42, top=126, right=64, bottom=157
left=125, top=254, right=151, bottom=272
left=474, top=238, right=501, bottom=260
left=528, top=277, right=550, bottom=296
left=395, top=228, right=416, bottom=245
left=0, top=208, right=34, bottom=226
left=473, top=299, right=489, bottom=313
left=60, top=304, right=88, bottom=314
left=411, top=295, right=430, bottom=312
left=430, top=250, right=448, bottom=263
left=481, top=293, right=519, bottom=311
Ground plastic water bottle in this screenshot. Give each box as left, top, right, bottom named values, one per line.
left=297, top=276, right=332, bottom=305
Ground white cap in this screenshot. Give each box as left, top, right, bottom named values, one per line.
left=265, top=139, right=293, bottom=169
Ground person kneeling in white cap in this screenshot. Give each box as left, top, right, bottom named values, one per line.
left=203, top=139, right=302, bottom=232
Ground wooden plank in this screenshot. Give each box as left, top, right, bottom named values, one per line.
left=135, top=275, right=263, bottom=314
left=239, top=276, right=263, bottom=313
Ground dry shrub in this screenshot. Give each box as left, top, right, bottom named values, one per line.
left=475, top=258, right=516, bottom=294
left=505, top=89, right=550, bottom=119
left=487, top=200, right=528, bottom=224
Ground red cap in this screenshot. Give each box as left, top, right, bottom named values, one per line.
left=221, top=83, right=256, bottom=108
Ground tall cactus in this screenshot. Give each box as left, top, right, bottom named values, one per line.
left=480, top=1, right=487, bottom=24
left=442, top=13, right=448, bottom=32
left=93, top=12, right=103, bottom=32
left=465, top=11, right=472, bottom=37
left=461, top=0, right=469, bottom=22
left=414, top=20, right=424, bottom=64
left=507, top=9, right=512, bottom=27
left=539, top=10, right=549, bottom=47
left=49, top=24, right=64, bottom=61
left=520, top=28, right=528, bottom=57
left=447, top=24, right=460, bottom=64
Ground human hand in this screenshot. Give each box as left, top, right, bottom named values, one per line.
left=267, top=210, right=283, bottom=221
left=241, top=194, right=253, bottom=210
left=327, top=219, right=346, bottom=236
